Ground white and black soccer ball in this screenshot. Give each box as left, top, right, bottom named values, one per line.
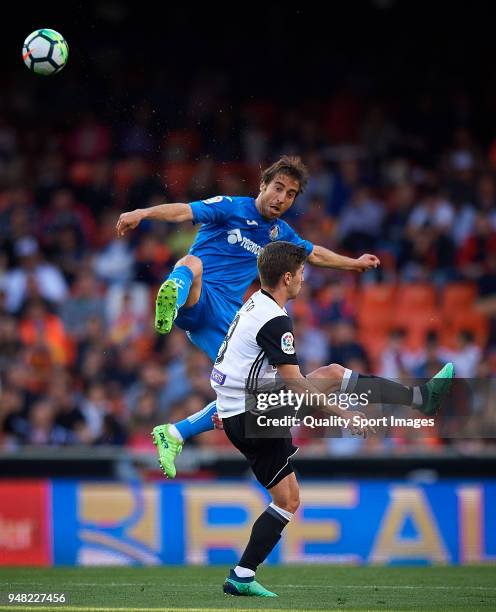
left=22, top=29, right=69, bottom=75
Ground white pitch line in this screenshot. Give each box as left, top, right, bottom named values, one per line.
left=0, top=608, right=289, bottom=612
left=281, top=584, right=496, bottom=591
left=1, top=582, right=496, bottom=591
left=0, top=607, right=292, bottom=612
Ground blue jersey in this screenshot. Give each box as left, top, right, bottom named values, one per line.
left=189, top=195, right=313, bottom=308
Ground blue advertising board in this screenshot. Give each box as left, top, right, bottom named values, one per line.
left=50, top=480, right=496, bottom=566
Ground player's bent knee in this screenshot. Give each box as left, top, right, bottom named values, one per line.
left=176, top=254, right=203, bottom=278
left=271, top=479, right=300, bottom=514
left=326, top=363, right=346, bottom=380
left=272, top=494, right=299, bottom=514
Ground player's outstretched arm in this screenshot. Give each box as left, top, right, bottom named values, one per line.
left=307, top=245, right=380, bottom=272
left=116, top=203, right=193, bottom=237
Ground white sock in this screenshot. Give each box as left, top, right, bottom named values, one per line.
left=269, top=502, right=293, bottom=522
left=234, top=565, right=255, bottom=578
left=168, top=424, right=183, bottom=442
left=340, top=368, right=353, bottom=392
left=412, top=386, right=423, bottom=408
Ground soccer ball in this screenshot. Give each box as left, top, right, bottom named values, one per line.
left=22, top=29, right=69, bottom=75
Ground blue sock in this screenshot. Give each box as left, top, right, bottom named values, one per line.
left=167, top=265, right=194, bottom=309
left=175, top=400, right=217, bottom=440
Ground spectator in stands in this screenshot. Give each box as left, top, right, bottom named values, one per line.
left=60, top=273, right=105, bottom=338
left=0, top=187, right=37, bottom=246
left=24, top=399, right=71, bottom=446
left=48, top=373, right=86, bottom=435
left=327, top=320, right=369, bottom=368
left=383, top=182, right=416, bottom=244
left=2, top=237, right=68, bottom=313
left=403, top=187, right=457, bottom=282
left=412, top=331, right=444, bottom=378
left=20, top=299, right=72, bottom=366
left=80, top=342, right=110, bottom=385
left=314, top=280, right=356, bottom=325
left=0, top=314, right=21, bottom=372
left=294, top=318, right=329, bottom=373
left=378, top=328, right=414, bottom=379
left=108, top=289, right=148, bottom=346
left=290, top=151, right=333, bottom=216
left=2, top=361, right=35, bottom=408
left=439, top=330, right=482, bottom=378
left=475, top=173, right=496, bottom=221
left=337, top=186, right=384, bottom=254
left=41, top=187, right=96, bottom=250
left=93, top=214, right=135, bottom=284
left=127, top=391, right=161, bottom=450
left=80, top=382, right=108, bottom=442
left=326, top=157, right=362, bottom=217
left=126, top=360, right=170, bottom=416
left=111, top=344, right=142, bottom=391
left=458, top=212, right=496, bottom=279
left=408, top=186, right=454, bottom=231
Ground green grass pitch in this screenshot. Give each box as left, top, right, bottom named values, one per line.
left=0, top=566, right=495, bottom=611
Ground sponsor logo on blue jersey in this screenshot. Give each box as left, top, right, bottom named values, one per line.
left=227, top=228, right=263, bottom=255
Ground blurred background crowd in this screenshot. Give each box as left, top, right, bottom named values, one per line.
left=1, top=1, right=495, bottom=457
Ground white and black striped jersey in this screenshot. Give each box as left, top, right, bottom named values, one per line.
left=210, top=289, right=299, bottom=418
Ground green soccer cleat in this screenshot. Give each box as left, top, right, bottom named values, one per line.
left=155, top=280, right=178, bottom=334
left=223, top=572, right=278, bottom=598
left=151, top=424, right=182, bottom=478
left=419, top=362, right=455, bottom=416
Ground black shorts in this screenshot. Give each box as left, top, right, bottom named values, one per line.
left=223, top=411, right=298, bottom=489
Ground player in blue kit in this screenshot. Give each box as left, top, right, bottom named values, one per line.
left=116, top=156, right=380, bottom=477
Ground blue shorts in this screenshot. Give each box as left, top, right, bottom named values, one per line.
left=174, top=281, right=240, bottom=362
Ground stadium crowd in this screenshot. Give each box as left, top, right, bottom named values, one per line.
left=1, top=75, right=496, bottom=456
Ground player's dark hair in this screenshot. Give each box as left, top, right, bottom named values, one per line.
left=258, top=241, right=307, bottom=288
left=261, top=156, right=309, bottom=194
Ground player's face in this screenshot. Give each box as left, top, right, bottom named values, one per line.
left=287, top=263, right=305, bottom=299
left=259, top=173, right=300, bottom=219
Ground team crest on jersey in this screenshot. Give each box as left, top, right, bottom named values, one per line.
left=203, top=196, right=223, bottom=204
left=269, top=225, right=279, bottom=241
left=281, top=332, right=295, bottom=354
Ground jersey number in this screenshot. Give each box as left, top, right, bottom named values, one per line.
left=215, top=313, right=241, bottom=365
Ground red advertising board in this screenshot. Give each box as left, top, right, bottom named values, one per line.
left=0, top=481, right=51, bottom=566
